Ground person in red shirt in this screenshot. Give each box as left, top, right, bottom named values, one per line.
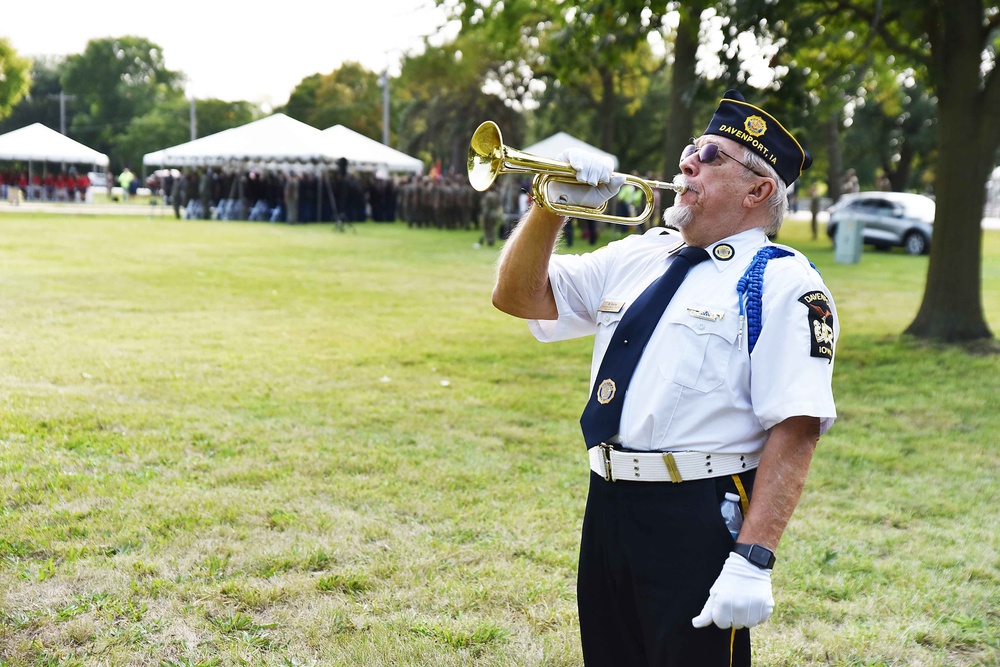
left=55, top=172, right=69, bottom=201
left=76, top=173, right=91, bottom=202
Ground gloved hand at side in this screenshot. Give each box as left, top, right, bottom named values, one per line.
left=692, top=552, right=774, bottom=630
left=545, top=148, right=625, bottom=209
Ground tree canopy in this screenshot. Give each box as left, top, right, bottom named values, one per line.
left=57, top=36, right=184, bottom=170
left=0, top=37, right=32, bottom=121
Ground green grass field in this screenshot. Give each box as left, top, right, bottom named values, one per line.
left=0, top=211, right=997, bottom=667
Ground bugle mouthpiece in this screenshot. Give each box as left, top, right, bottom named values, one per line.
left=648, top=180, right=687, bottom=194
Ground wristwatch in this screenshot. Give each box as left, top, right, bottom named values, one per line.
left=734, top=542, right=776, bottom=570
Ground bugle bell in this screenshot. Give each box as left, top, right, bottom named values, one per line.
left=467, top=120, right=685, bottom=226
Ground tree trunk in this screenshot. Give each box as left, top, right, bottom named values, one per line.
left=598, top=67, right=617, bottom=154
left=824, top=116, right=843, bottom=203
left=662, top=1, right=702, bottom=196
left=889, top=142, right=914, bottom=192
left=904, top=0, right=995, bottom=341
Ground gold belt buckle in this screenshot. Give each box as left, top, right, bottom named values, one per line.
left=600, top=443, right=614, bottom=482
left=662, top=452, right=683, bottom=483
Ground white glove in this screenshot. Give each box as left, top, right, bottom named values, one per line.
left=692, top=552, right=774, bottom=630
left=545, top=148, right=625, bottom=208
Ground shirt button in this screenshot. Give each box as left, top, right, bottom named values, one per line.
left=698, top=323, right=705, bottom=330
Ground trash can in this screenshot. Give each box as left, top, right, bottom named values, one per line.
left=834, top=216, right=864, bottom=264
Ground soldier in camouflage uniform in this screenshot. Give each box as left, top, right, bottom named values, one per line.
left=479, top=188, right=502, bottom=247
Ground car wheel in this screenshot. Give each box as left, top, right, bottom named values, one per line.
left=903, top=231, right=928, bottom=256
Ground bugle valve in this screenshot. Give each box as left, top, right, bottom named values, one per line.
left=467, top=120, right=686, bottom=226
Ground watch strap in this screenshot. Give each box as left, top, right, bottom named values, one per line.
left=734, top=542, right=776, bottom=569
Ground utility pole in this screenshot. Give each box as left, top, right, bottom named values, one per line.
left=46, top=91, right=78, bottom=173
left=47, top=91, right=77, bottom=135
left=190, top=98, right=197, bottom=141
left=378, top=71, right=390, bottom=146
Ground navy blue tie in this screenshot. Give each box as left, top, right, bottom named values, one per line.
left=580, top=245, right=711, bottom=448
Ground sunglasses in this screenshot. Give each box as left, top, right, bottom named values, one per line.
left=681, top=143, right=766, bottom=178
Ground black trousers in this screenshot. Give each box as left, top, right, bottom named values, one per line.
left=577, top=468, right=756, bottom=667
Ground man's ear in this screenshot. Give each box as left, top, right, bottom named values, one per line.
left=744, top=178, right=776, bottom=209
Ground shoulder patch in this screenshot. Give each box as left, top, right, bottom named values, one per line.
left=798, top=291, right=834, bottom=362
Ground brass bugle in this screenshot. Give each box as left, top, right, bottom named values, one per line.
left=468, top=120, right=686, bottom=225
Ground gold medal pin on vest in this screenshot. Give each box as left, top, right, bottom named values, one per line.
left=688, top=307, right=725, bottom=321
left=596, top=378, right=616, bottom=404
left=598, top=300, right=625, bottom=313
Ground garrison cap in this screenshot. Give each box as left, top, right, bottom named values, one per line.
left=703, top=89, right=812, bottom=186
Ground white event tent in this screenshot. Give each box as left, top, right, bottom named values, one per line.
left=522, top=132, right=619, bottom=170
left=0, top=123, right=109, bottom=167
left=142, top=114, right=424, bottom=221
left=143, top=114, right=334, bottom=169
left=321, top=125, right=423, bottom=175
left=144, top=114, right=424, bottom=175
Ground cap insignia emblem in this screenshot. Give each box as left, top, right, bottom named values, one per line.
left=744, top=115, right=767, bottom=137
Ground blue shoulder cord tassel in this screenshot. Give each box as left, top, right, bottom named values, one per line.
left=736, top=246, right=794, bottom=354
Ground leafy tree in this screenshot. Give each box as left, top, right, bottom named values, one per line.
left=0, top=55, right=64, bottom=135
left=282, top=74, right=323, bottom=125
left=737, top=0, right=995, bottom=342
left=817, top=0, right=997, bottom=342
left=192, top=99, right=259, bottom=138
left=0, top=38, right=31, bottom=122
left=281, top=63, right=384, bottom=138
left=530, top=51, right=670, bottom=175
left=543, top=1, right=660, bottom=152
left=441, top=1, right=807, bottom=198
left=394, top=31, right=523, bottom=173
left=845, top=76, right=937, bottom=192
left=445, top=0, right=664, bottom=156
left=61, top=36, right=185, bottom=170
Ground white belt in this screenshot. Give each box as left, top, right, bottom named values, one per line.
left=589, top=445, right=760, bottom=483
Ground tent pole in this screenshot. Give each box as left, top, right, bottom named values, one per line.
left=323, top=171, right=340, bottom=224
left=316, top=168, right=323, bottom=223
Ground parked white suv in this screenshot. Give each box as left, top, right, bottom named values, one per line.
left=827, top=191, right=935, bottom=255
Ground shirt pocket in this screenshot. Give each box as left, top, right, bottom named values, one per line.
left=659, top=309, right=737, bottom=392
left=595, top=307, right=626, bottom=347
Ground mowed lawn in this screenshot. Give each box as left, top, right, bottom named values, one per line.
left=0, top=211, right=997, bottom=667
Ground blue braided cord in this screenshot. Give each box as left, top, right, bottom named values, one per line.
left=736, top=246, right=794, bottom=354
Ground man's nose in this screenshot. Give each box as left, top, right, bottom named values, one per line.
left=679, top=152, right=699, bottom=177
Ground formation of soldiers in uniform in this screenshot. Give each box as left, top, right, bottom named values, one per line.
left=158, top=168, right=397, bottom=224
left=152, top=164, right=664, bottom=240
left=394, top=171, right=667, bottom=246
left=397, top=173, right=488, bottom=230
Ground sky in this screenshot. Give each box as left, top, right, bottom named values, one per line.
left=4, top=0, right=460, bottom=109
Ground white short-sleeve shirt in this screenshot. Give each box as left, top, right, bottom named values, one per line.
left=529, top=227, right=838, bottom=454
